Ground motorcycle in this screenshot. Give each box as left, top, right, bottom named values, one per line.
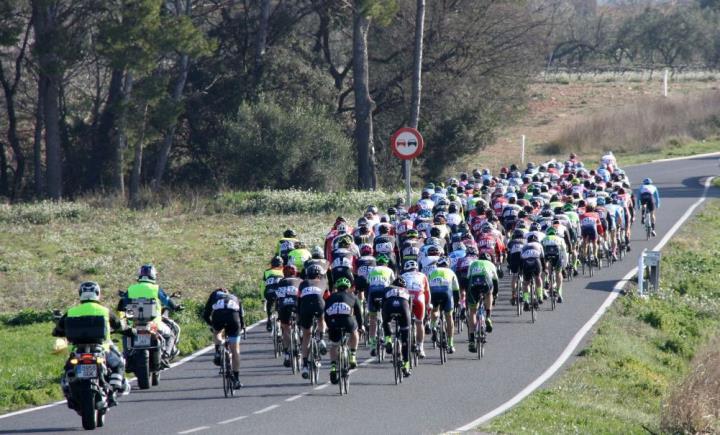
left=119, top=291, right=181, bottom=390
left=53, top=310, right=117, bottom=430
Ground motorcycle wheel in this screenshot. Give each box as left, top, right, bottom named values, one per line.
left=151, top=371, right=160, bottom=386
left=133, top=351, right=151, bottom=390
left=80, top=387, right=97, bottom=430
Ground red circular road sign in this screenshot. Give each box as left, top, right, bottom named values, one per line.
left=390, top=127, right=424, bottom=160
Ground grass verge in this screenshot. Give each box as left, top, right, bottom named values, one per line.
left=482, top=199, right=720, bottom=434
left=0, top=191, right=400, bottom=413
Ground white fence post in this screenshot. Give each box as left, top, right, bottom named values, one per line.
left=521, top=135, right=526, bottom=165
left=663, top=69, right=668, bottom=97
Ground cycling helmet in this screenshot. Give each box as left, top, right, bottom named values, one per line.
left=405, top=229, right=419, bottom=239
left=541, top=209, right=553, bottom=218
left=530, top=222, right=541, bottom=232
left=360, top=244, right=373, bottom=256
left=357, top=217, right=369, bottom=227
left=404, top=260, right=419, bottom=271
left=387, top=207, right=397, bottom=216
left=426, top=237, right=442, bottom=247
left=512, top=229, right=525, bottom=239
left=478, top=252, right=492, bottom=262
left=335, top=277, right=351, bottom=290
left=597, top=197, right=606, bottom=206
left=79, top=281, right=101, bottom=302
left=430, top=227, right=442, bottom=238
left=284, top=229, right=297, bottom=238
left=563, top=203, right=575, bottom=212
left=336, top=223, right=348, bottom=234
left=367, top=205, right=379, bottom=215
left=306, top=264, right=322, bottom=279
left=516, top=220, right=527, bottom=229
left=436, top=257, right=449, bottom=267
left=527, top=233, right=539, bottom=243
left=643, top=178, right=652, bottom=185
left=138, top=264, right=157, bottom=282
left=283, top=265, right=298, bottom=277
left=466, top=245, right=479, bottom=255
left=393, top=276, right=407, bottom=288
left=427, top=245, right=442, bottom=256
left=546, top=227, right=557, bottom=236
left=376, top=254, right=390, bottom=265
left=311, top=246, right=324, bottom=259
left=378, top=223, right=390, bottom=234
left=271, top=256, right=284, bottom=267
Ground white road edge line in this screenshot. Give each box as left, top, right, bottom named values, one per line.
left=253, top=404, right=279, bottom=415
left=178, top=426, right=210, bottom=434
left=217, top=415, right=247, bottom=425
left=0, top=318, right=265, bottom=420
left=454, top=176, right=715, bottom=432
left=285, top=393, right=309, bottom=402
left=651, top=151, right=720, bottom=163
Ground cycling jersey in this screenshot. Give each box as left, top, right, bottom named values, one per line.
left=324, top=291, right=363, bottom=343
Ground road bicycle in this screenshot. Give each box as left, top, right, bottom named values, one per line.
left=220, top=340, right=235, bottom=398
left=433, top=310, right=448, bottom=364
left=270, top=312, right=282, bottom=359
left=306, top=314, right=321, bottom=385
left=474, top=301, right=487, bottom=359
left=641, top=204, right=652, bottom=240
left=389, top=313, right=404, bottom=385
left=288, top=313, right=301, bottom=374
left=337, top=329, right=350, bottom=395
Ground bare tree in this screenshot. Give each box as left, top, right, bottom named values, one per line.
left=353, top=4, right=376, bottom=190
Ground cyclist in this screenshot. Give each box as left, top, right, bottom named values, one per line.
left=261, top=256, right=284, bottom=331
left=366, top=254, right=396, bottom=356
left=302, top=246, right=329, bottom=279
left=428, top=257, right=459, bottom=353
left=374, top=224, right=398, bottom=271
left=381, top=277, right=413, bottom=377
left=276, top=265, right=302, bottom=368
left=330, top=236, right=357, bottom=290
left=638, top=178, right=660, bottom=237
left=507, top=229, right=525, bottom=305
left=325, top=278, right=363, bottom=384
left=400, top=260, right=431, bottom=359
left=53, top=282, right=131, bottom=401
left=298, top=264, right=328, bottom=378
left=521, top=233, right=546, bottom=311
left=466, top=253, right=498, bottom=352
left=542, top=227, right=567, bottom=303
left=579, top=203, right=602, bottom=263
left=355, top=244, right=376, bottom=297
left=202, top=287, right=244, bottom=389
left=287, top=241, right=312, bottom=274
left=277, top=229, right=299, bottom=263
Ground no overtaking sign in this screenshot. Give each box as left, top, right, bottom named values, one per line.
left=390, top=127, right=424, bottom=160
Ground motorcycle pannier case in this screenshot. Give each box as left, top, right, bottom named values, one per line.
left=126, top=298, right=159, bottom=321
left=64, top=316, right=107, bottom=344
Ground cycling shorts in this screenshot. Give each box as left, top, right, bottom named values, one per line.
left=452, top=290, right=460, bottom=308
left=382, top=297, right=411, bottom=334
left=411, top=297, right=426, bottom=321
left=581, top=225, right=598, bottom=241
left=367, top=289, right=385, bottom=313
left=467, top=281, right=491, bottom=307
left=326, top=315, right=357, bottom=343
left=521, top=259, right=542, bottom=281
left=546, top=255, right=563, bottom=270
left=507, top=253, right=523, bottom=274
left=278, top=302, right=297, bottom=324
left=298, top=297, right=325, bottom=329
left=211, top=310, right=242, bottom=344
left=640, top=193, right=655, bottom=212
left=431, top=291, right=454, bottom=313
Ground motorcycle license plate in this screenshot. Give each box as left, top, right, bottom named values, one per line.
left=76, top=364, right=98, bottom=379
left=134, top=334, right=151, bottom=347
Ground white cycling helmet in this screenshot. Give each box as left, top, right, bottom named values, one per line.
left=79, top=281, right=101, bottom=302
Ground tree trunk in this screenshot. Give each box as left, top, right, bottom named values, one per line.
left=111, top=71, right=133, bottom=195
left=0, top=70, right=25, bottom=199
left=253, top=0, right=271, bottom=88
left=34, top=77, right=46, bottom=197
left=352, top=10, right=375, bottom=190
left=129, top=104, right=148, bottom=206
left=33, top=1, right=63, bottom=199
left=409, top=0, right=425, bottom=130
left=0, top=141, right=7, bottom=197
left=152, top=0, right=192, bottom=191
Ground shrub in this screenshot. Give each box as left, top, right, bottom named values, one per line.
left=209, top=99, right=354, bottom=191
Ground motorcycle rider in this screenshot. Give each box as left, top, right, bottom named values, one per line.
left=118, top=265, right=182, bottom=366
left=53, top=282, right=131, bottom=403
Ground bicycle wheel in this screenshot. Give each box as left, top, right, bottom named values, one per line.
left=393, top=338, right=400, bottom=385
left=478, top=321, right=485, bottom=359
left=308, top=340, right=316, bottom=385
left=550, top=273, right=556, bottom=311
left=530, top=282, right=536, bottom=323
left=338, top=348, right=345, bottom=396
left=290, top=328, right=298, bottom=374
left=221, top=348, right=229, bottom=397
left=226, top=350, right=235, bottom=397
left=515, top=277, right=522, bottom=317
left=409, top=322, right=417, bottom=369
left=439, top=314, right=447, bottom=365
left=272, top=320, right=280, bottom=359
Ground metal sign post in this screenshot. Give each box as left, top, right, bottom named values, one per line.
left=391, top=127, right=424, bottom=208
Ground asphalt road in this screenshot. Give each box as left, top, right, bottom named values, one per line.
left=1, top=154, right=717, bottom=435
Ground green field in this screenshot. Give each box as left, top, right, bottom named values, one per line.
left=483, top=199, right=720, bottom=434
left=0, top=190, right=398, bottom=413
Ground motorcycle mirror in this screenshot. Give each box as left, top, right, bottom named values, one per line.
left=52, top=309, right=62, bottom=320
left=170, top=291, right=182, bottom=298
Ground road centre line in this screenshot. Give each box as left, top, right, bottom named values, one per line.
left=178, top=426, right=210, bottom=434
left=454, top=176, right=715, bottom=432
left=217, top=415, right=248, bottom=424
left=253, top=404, right=280, bottom=415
